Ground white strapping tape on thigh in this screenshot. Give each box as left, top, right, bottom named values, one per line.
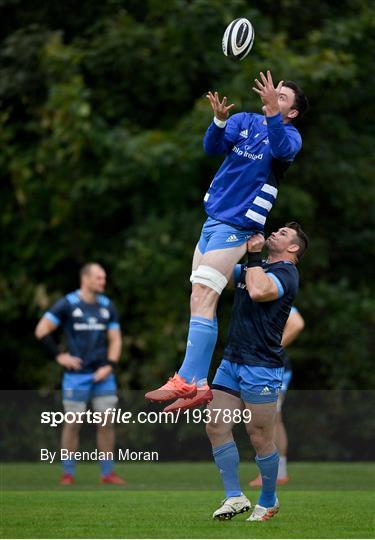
left=190, top=270, right=197, bottom=284
left=190, top=265, right=228, bottom=295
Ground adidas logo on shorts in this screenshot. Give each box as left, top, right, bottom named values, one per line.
left=226, top=234, right=238, bottom=243
left=260, top=386, right=271, bottom=395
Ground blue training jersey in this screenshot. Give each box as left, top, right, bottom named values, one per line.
left=45, top=290, right=120, bottom=373
left=224, top=262, right=299, bottom=368
left=203, top=112, right=302, bottom=230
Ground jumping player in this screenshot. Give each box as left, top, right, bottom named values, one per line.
left=35, top=263, right=125, bottom=485
left=146, top=70, right=308, bottom=409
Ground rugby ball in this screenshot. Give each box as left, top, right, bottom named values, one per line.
left=222, top=18, right=254, bottom=60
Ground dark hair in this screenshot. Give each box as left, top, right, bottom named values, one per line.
left=284, top=222, right=309, bottom=260
left=283, top=81, right=309, bottom=121
left=80, top=262, right=103, bottom=279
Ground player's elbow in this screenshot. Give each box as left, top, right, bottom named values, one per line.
left=272, top=147, right=294, bottom=161
left=34, top=324, right=44, bottom=339
left=248, top=287, right=265, bottom=302
left=295, top=316, right=305, bottom=333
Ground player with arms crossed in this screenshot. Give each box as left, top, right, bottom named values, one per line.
left=35, top=263, right=125, bottom=485
left=205, top=222, right=309, bottom=521
left=249, top=306, right=305, bottom=487
left=146, top=71, right=308, bottom=410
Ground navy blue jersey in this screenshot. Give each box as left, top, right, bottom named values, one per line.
left=45, top=290, right=120, bottom=373
left=224, top=261, right=299, bottom=368
left=203, top=112, right=301, bottom=230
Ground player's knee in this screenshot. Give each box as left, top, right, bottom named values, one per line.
left=96, top=422, right=114, bottom=433
left=63, top=421, right=82, bottom=434
left=190, top=284, right=213, bottom=311
left=248, top=425, right=271, bottom=452
left=206, top=419, right=229, bottom=442
left=190, top=265, right=228, bottom=296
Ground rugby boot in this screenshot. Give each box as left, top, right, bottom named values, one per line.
left=101, top=472, right=126, bottom=485
left=163, top=384, right=213, bottom=413
left=246, top=498, right=280, bottom=521
left=145, top=373, right=197, bottom=402
left=213, top=494, right=251, bottom=520
left=60, top=473, right=75, bottom=485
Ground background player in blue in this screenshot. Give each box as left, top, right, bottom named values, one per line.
left=35, top=262, right=124, bottom=485
left=146, top=71, right=308, bottom=408
left=202, top=222, right=309, bottom=522
left=249, top=306, right=305, bottom=487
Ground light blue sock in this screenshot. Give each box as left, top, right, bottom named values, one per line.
left=100, top=459, right=114, bottom=476
left=62, top=458, right=76, bottom=476
left=213, top=441, right=242, bottom=498
left=178, top=316, right=218, bottom=384
left=255, top=451, right=279, bottom=507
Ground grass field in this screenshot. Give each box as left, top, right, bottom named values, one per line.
left=1, top=462, right=374, bottom=538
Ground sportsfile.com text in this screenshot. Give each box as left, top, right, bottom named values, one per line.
left=40, top=408, right=252, bottom=427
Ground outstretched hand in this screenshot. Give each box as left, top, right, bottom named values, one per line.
left=247, top=234, right=265, bottom=253
left=252, top=70, right=283, bottom=116
left=206, top=91, right=235, bottom=121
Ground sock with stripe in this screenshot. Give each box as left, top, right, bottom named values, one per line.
left=213, top=441, right=242, bottom=498
left=100, top=459, right=114, bottom=476
left=178, top=316, right=218, bottom=384
left=255, top=450, right=279, bottom=507
left=62, top=458, right=76, bottom=476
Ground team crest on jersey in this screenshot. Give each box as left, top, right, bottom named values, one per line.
left=100, top=308, right=110, bottom=319
left=72, top=308, right=83, bottom=317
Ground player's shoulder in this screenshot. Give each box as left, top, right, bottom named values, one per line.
left=64, top=290, right=81, bottom=305
left=268, top=260, right=299, bottom=277
left=229, top=111, right=261, bottom=124
left=96, top=293, right=112, bottom=307
left=286, top=122, right=302, bottom=138
left=228, top=111, right=247, bottom=124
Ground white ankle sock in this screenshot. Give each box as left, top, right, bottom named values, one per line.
left=278, top=456, right=287, bottom=478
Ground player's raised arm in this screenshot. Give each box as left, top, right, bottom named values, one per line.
left=203, top=91, right=239, bottom=155
left=245, top=234, right=279, bottom=302
left=252, top=70, right=306, bottom=161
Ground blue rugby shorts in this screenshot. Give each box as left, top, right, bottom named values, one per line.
left=62, top=372, right=117, bottom=403
left=197, top=217, right=259, bottom=253
left=212, top=359, right=284, bottom=404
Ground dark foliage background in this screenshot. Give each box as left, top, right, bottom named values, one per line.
left=1, top=0, right=374, bottom=396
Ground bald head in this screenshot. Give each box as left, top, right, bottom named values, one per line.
left=80, top=263, right=106, bottom=294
